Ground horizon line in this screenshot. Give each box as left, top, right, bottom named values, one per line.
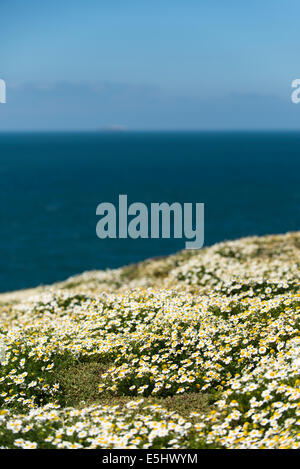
left=0, top=128, right=300, bottom=134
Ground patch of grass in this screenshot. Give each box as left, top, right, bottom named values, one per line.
left=54, top=361, right=108, bottom=407
left=146, top=393, right=213, bottom=419
left=54, top=362, right=213, bottom=419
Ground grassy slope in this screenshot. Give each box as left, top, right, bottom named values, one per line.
left=53, top=232, right=300, bottom=413
left=0, top=231, right=299, bottom=448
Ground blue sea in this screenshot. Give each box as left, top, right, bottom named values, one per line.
left=0, top=131, right=299, bottom=293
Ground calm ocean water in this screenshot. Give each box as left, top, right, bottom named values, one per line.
left=0, top=131, right=299, bottom=293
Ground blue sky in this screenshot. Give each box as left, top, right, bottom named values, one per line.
left=0, top=0, right=300, bottom=130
